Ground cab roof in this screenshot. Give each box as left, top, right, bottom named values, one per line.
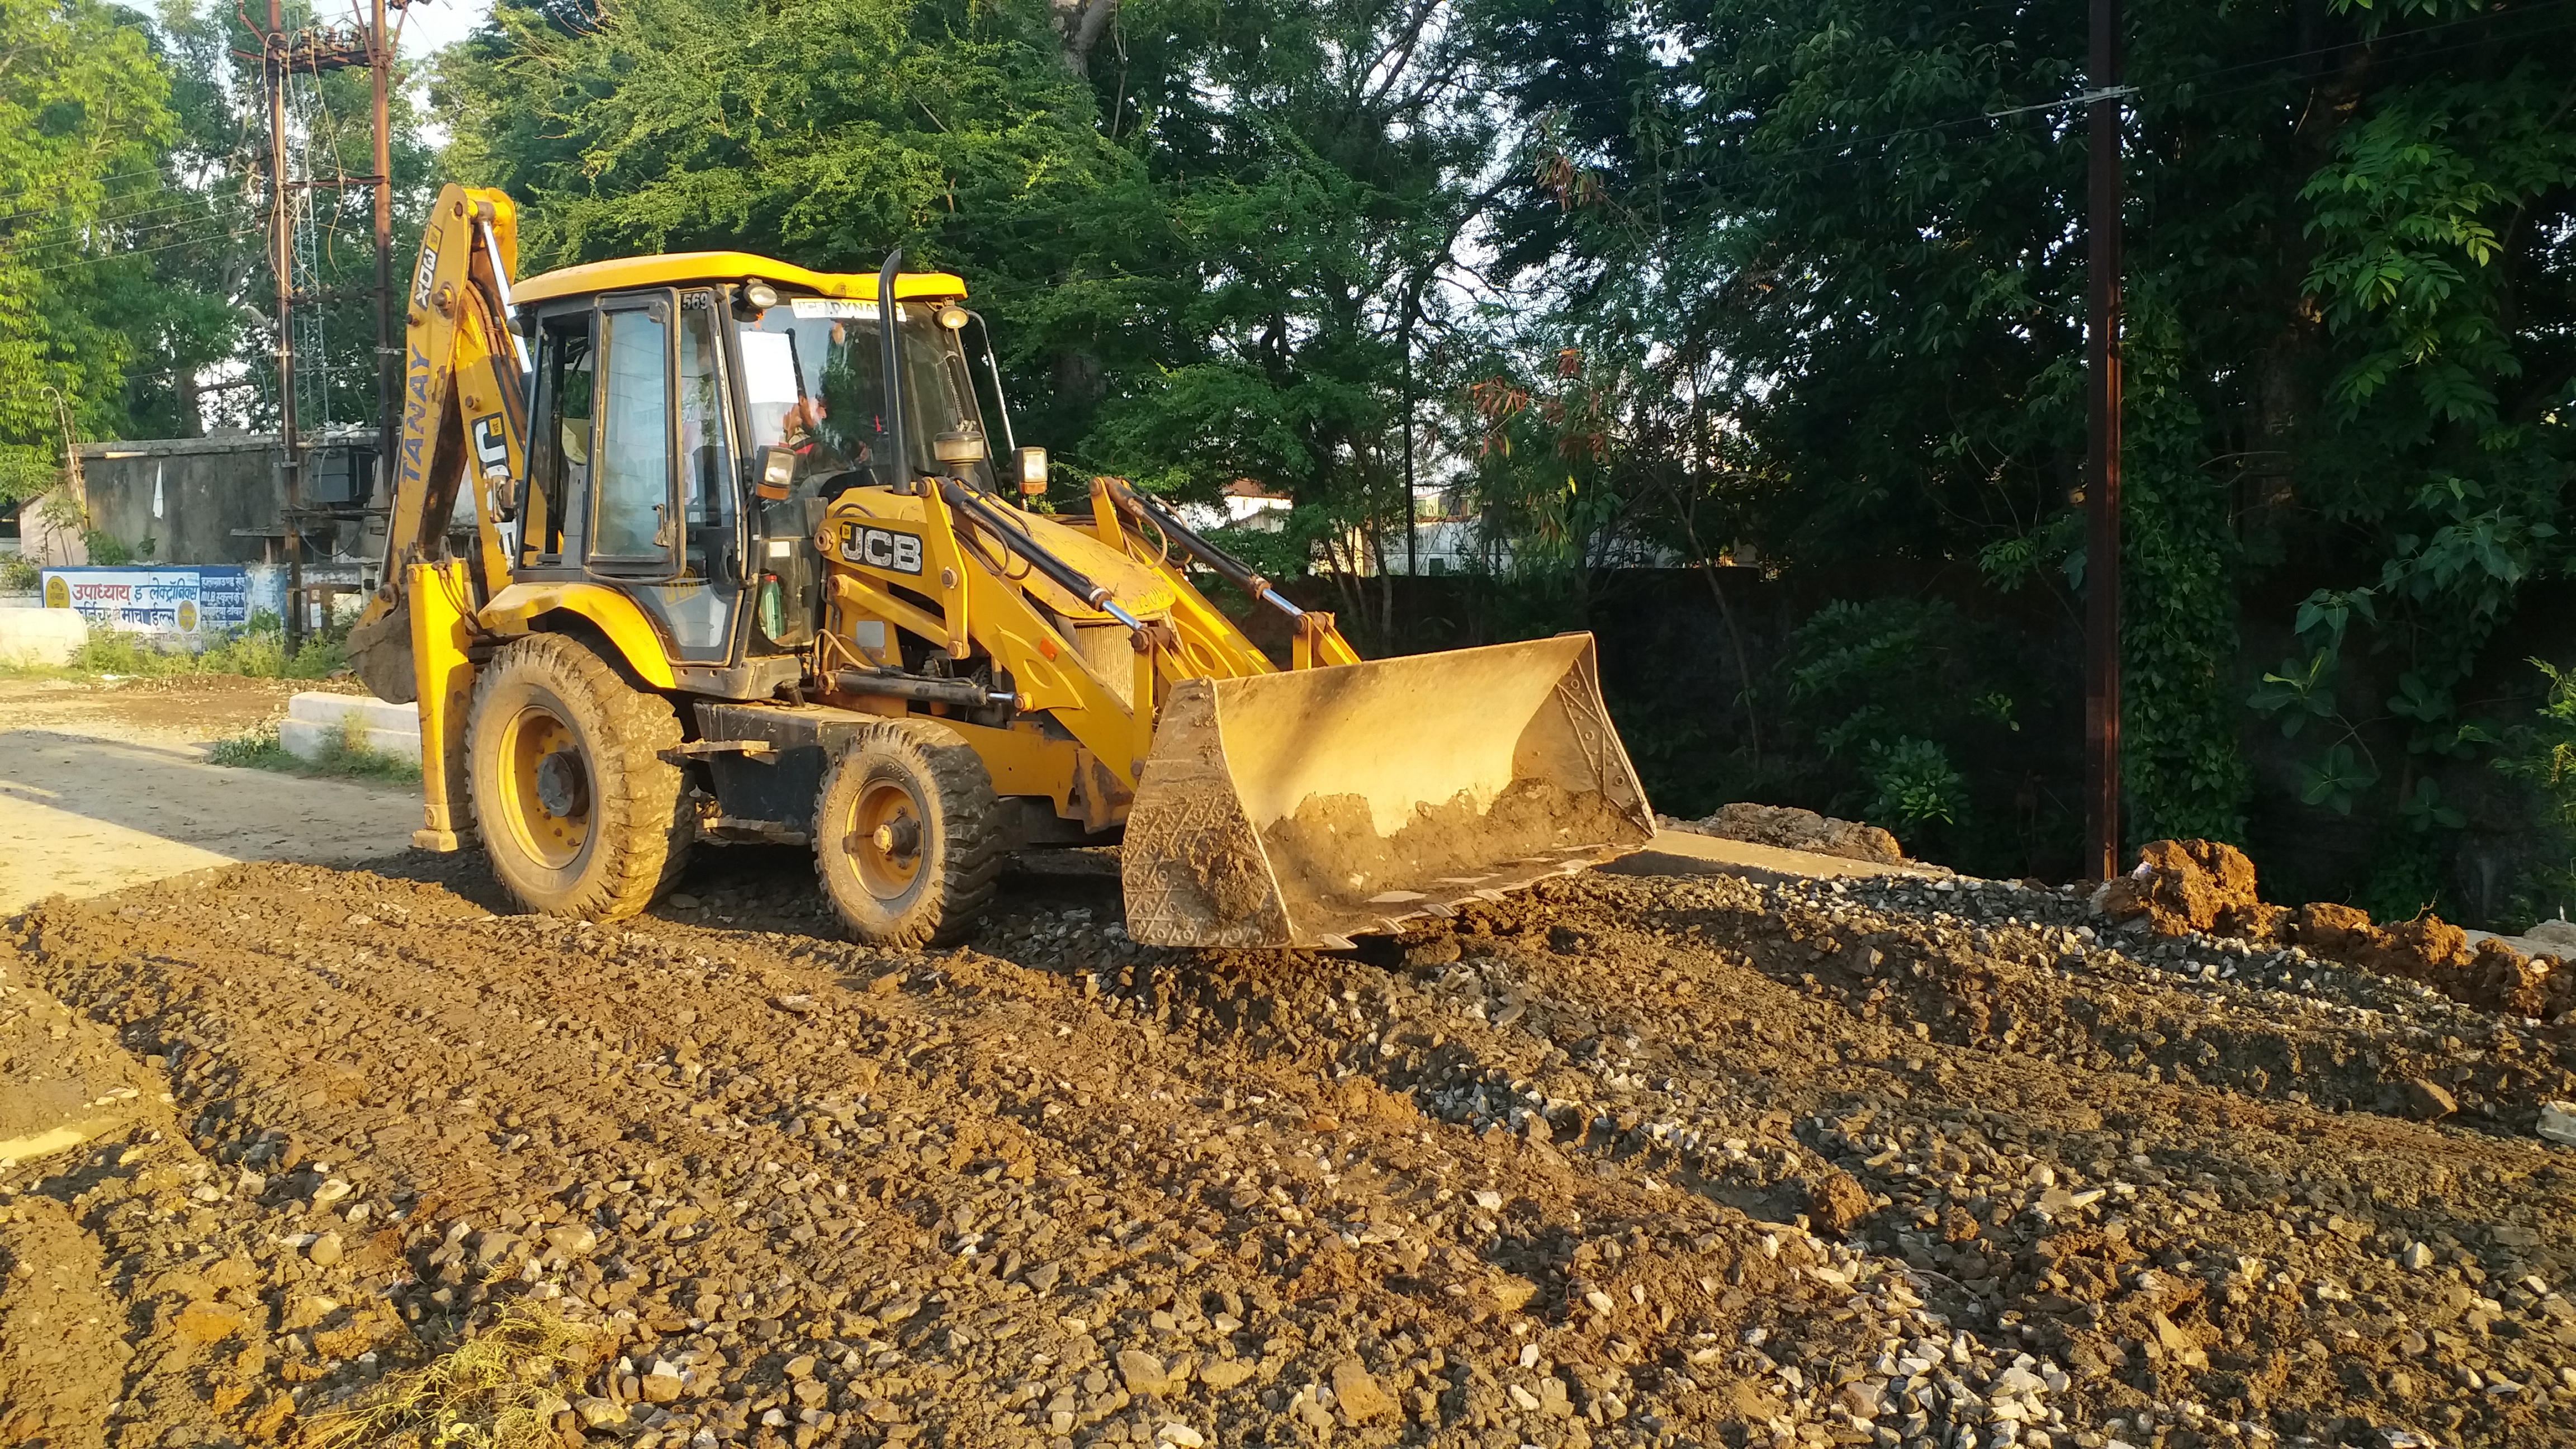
left=513, top=250, right=968, bottom=306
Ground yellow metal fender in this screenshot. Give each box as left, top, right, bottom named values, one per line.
left=477, top=582, right=679, bottom=690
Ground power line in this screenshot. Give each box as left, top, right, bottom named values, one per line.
left=0, top=136, right=266, bottom=234
left=21, top=226, right=259, bottom=276
left=1, top=205, right=258, bottom=256
left=0, top=163, right=179, bottom=217
left=0, top=192, right=243, bottom=244
left=2154, top=0, right=2576, bottom=90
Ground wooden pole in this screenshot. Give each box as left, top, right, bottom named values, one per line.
left=2083, top=0, right=2124, bottom=880
left=267, top=1, right=305, bottom=651
left=371, top=0, right=397, bottom=540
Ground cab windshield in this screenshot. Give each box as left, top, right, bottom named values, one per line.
left=735, top=296, right=989, bottom=489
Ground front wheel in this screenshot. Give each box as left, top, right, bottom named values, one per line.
left=813, top=719, right=1005, bottom=946
left=466, top=632, right=692, bottom=919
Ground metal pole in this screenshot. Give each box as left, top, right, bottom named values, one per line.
left=370, top=0, right=396, bottom=536
left=2083, top=0, right=2124, bottom=880
left=1401, top=330, right=1417, bottom=590
left=267, top=2, right=305, bottom=652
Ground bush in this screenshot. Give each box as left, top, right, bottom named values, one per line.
left=1775, top=595, right=2072, bottom=875
left=82, top=528, right=134, bottom=566
left=45, top=611, right=350, bottom=681
left=208, top=716, right=418, bottom=784
left=2490, top=659, right=2576, bottom=929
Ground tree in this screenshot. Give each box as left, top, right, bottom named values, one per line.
left=1072, top=0, right=1504, bottom=642
left=154, top=0, right=438, bottom=443
left=1469, top=0, right=2576, bottom=888
left=439, top=0, right=1508, bottom=648
left=0, top=0, right=180, bottom=501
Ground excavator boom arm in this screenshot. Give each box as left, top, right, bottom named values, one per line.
left=347, top=184, right=527, bottom=705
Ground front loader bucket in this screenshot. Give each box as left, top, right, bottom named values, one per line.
left=1120, top=634, right=1654, bottom=949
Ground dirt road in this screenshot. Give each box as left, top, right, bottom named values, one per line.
left=0, top=677, right=417, bottom=910
left=5, top=831, right=2573, bottom=1448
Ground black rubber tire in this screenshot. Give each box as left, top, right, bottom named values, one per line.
left=813, top=718, right=1005, bottom=946
left=466, top=632, right=693, bottom=920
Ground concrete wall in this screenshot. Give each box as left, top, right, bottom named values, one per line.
left=72, top=432, right=378, bottom=567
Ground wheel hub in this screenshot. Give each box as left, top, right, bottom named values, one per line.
left=498, top=704, right=592, bottom=870
left=849, top=779, right=927, bottom=900
left=534, top=749, right=590, bottom=817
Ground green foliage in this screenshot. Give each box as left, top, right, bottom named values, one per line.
left=1862, top=737, right=1968, bottom=829
left=443, top=0, right=1147, bottom=459
left=209, top=716, right=418, bottom=784
left=2490, top=661, right=2576, bottom=929
left=1463, top=0, right=2573, bottom=899
left=11, top=0, right=2571, bottom=910
left=1774, top=596, right=2062, bottom=871
left=0, top=0, right=179, bottom=495
left=13, top=613, right=349, bottom=680
left=443, top=0, right=1498, bottom=650
left=82, top=528, right=134, bottom=566
left=2, top=0, right=432, bottom=470
left=151, top=2, right=435, bottom=439
left=2353, top=835, right=2452, bottom=924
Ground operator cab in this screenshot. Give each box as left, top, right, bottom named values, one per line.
left=505, top=253, right=1022, bottom=698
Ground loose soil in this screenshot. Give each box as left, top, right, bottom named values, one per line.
left=1261, top=781, right=1641, bottom=922
left=6, top=839, right=2575, bottom=1449
left=1663, top=806, right=1908, bottom=868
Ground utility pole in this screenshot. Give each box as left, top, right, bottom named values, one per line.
left=2083, top=0, right=2125, bottom=881
left=265, top=0, right=305, bottom=652
left=370, top=0, right=397, bottom=540
left=249, top=3, right=376, bottom=651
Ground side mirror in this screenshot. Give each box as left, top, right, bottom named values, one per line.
left=934, top=427, right=988, bottom=465
left=1015, top=447, right=1049, bottom=498
left=755, top=444, right=797, bottom=500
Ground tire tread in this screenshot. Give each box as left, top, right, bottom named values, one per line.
left=467, top=632, right=692, bottom=921
left=813, top=717, right=1005, bottom=946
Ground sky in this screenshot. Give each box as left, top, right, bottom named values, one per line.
left=383, top=0, right=495, bottom=149
left=390, top=0, right=493, bottom=62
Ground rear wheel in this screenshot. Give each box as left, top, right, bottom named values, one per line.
left=466, top=632, right=692, bottom=919
left=814, top=719, right=1005, bottom=946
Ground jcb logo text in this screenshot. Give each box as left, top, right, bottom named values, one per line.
left=840, top=524, right=924, bottom=575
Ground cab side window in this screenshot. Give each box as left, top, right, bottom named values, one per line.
left=591, top=300, right=675, bottom=565
left=678, top=292, right=731, bottom=574
left=523, top=311, right=595, bottom=564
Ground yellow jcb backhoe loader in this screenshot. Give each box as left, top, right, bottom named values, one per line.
left=346, top=184, right=1654, bottom=949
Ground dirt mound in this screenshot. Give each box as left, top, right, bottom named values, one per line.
left=2291, top=901, right=2573, bottom=1020
left=2095, top=837, right=2286, bottom=939
left=2094, top=840, right=2574, bottom=1021
left=1664, top=802, right=1906, bottom=864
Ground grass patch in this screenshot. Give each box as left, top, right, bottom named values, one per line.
left=0, top=611, right=349, bottom=681
left=302, top=1305, right=605, bottom=1449
left=209, top=714, right=420, bottom=784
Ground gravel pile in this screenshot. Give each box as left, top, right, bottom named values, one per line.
left=2, top=847, right=2572, bottom=1448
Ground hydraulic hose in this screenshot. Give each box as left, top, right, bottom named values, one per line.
left=1102, top=477, right=1306, bottom=620
left=939, top=479, right=1147, bottom=633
